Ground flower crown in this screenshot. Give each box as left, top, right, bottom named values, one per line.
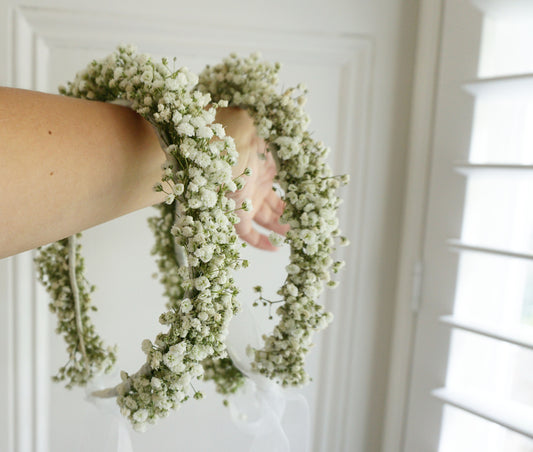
left=35, top=45, right=348, bottom=432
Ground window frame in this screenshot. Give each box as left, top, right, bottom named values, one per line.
left=382, top=0, right=486, bottom=450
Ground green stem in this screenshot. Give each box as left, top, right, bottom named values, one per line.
left=67, top=236, right=89, bottom=368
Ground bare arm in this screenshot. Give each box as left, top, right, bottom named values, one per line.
left=0, top=88, right=287, bottom=259
left=0, top=87, right=166, bottom=258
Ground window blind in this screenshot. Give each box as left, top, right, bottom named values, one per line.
left=433, top=1, right=533, bottom=449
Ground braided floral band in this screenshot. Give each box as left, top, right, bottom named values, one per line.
left=35, top=46, right=348, bottom=431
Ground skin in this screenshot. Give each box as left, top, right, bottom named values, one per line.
left=0, top=88, right=288, bottom=259
left=215, top=107, right=289, bottom=250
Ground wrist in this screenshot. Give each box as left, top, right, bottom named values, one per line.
left=127, top=111, right=168, bottom=207
left=215, top=107, right=254, bottom=178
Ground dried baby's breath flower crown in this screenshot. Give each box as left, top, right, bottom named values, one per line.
left=35, top=46, right=348, bottom=432
left=198, top=53, right=348, bottom=387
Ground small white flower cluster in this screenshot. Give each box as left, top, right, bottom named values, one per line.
left=198, top=53, right=349, bottom=387
left=41, top=46, right=246, bottom=431
left=35, top=235, right=117, bottom=388
left=36, top=47, right=348, bottom=432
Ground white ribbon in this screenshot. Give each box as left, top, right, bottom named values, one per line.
left=226, top=307, right=311, bottom=452
left=81, top=371, right=135, bottom=452
left=80, top=304, right=309, bottom=452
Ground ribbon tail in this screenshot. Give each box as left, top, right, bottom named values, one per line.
left=80, top=372, right=135, bottom=452
left=117, top=418, right=135, bottom=452
left=283, top=392, right=311, bottom=452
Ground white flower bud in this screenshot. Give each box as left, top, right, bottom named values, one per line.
left=141, top=340, right=152, bottom=354
left=268, top=232, right=284, bottom=247
left=241, top=199, right=252, bottom=212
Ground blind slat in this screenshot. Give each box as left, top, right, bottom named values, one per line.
left=471, top=0, right=533, bottom=23
left=439, top=315, right=533, bottom=350
left=462, top=74, right=533, bottom=100
left=453, top=163, right=533, bottom=177
left=432, top=387, right=533, bottom=439
left=447, top=239, right=533, bottom=261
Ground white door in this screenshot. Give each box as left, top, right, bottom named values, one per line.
left=0, top=1, right=416, bottom=451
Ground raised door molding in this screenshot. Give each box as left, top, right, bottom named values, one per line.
left=0, top=257, right=14, bottom=452
left=0, top=252, right=50, bottom=452
left=7, top=6, right=373, bottom=451
left=381, top=0, right=444, bottom=450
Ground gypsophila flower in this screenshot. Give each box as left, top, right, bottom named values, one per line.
left=165, top=193, right=175, bottom=205
left=268, top=232, right=285, bottom=247
left=180, top=298, right=193, bottom=313
left=177, top=122, right=195, bottom=136
left=38, top=47, right=348, bottom=432
left=198, top=51, right=348, bottom=387
left=141, top=339, right=152, bottom=354
left=35, top=235, right=117, bottom=389
left=39, top=46, right=247, bottom=431
left=241, top=199, right=252, bottom=212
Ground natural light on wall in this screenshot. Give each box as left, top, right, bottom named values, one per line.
left=438, top=2, right=533, bottom=451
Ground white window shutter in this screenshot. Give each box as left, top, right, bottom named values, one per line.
left=390, top=0, right=533, bottom=450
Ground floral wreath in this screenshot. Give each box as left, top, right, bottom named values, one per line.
left=34, top=45, right=348, bottom=432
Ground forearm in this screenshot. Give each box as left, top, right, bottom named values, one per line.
left=0, top=87, right=166, bottom=258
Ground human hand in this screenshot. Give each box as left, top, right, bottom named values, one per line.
left=215, top=107, right=289, bottom=251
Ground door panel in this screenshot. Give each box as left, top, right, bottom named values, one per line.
left=1, top=4, right=371, bottom=451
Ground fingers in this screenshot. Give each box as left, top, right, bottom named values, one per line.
left=265, top=189, right=285, bottom=216
left=235, top=217, right=278, bottom=251
left=234, top=199, right=289, bottom=251
left=254, top=203, right=290, bottom=236
left=254, top=218, right=290, bottom=237
left=229, top=133, right=291, bottom=250
left=261, top=151, right=277, bottom=179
